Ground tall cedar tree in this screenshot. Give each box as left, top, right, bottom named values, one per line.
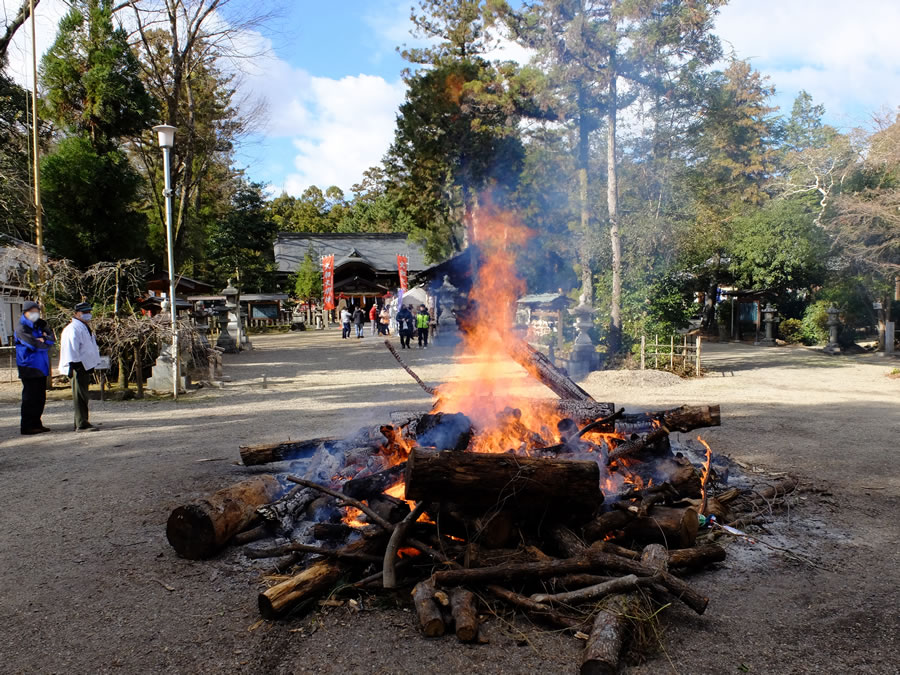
left=39, top=0, right=154, bottom=266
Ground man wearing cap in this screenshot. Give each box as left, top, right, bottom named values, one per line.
left=15, top=301, right=55, bottom=435
left=58, top=302, right=101, bottom=431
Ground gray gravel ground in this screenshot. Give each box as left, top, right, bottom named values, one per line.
left=0, top=327, right=898, bottom=674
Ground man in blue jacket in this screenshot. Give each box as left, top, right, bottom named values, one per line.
left=15, top=301, right=54, bottom=435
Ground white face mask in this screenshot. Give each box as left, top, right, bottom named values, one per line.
left=80, top=313, right=92, bottom=321
left=26, top=311, right=39, bottom=322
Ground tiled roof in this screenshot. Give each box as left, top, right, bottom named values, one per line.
left=275, top=233, right=428, bottom=274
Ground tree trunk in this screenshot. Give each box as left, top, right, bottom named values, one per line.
left=404, top=448, right=603, bottom=513
left=577, top=89, right=593, bottom=308
left=607, top=55, right=622, bottom=358
left=507, top=340, right=596, bottom=401
left=166, top=475, right=281, bottom=559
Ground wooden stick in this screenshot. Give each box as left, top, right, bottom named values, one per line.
left=667, top=544, right=726, bottom=570
left=486, top=585, right=582, bottom=630
left=383, top=502, right=428, bottom=589
left=285, top=475, right=393, bottom=530
left=384, top=339, right=437, bottom=395
left=450, top=588, right=479, bottom=642
left=232, top=523, right=269, bottom=546
left=607, top=426, right=669, bottom=465
left=581, top=594, right=633, bottom=674
left=246, top=542, right=383, bottom=563
left=531, top=574, right=654, bottom=605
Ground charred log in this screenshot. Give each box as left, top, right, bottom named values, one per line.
left=405, top=448, right=603, bottom=514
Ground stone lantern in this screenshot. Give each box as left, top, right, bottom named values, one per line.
left=567, top=294, right=597, bottom=378
left=823, top=305, right=842, bottom=355
left=757, top=304, right=779, bottom=347
left=216, top=281, right=251, bottom=353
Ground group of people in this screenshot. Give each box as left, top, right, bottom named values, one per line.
left=15, top=300, right=102, bottom=435
left=338, top=302, right=432, bottom=349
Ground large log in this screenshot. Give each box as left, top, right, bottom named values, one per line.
left=623, top=506, right=699, bottom=549
left=615, top=405, right=721, bottom=434
left=167, top=475, right=282, bottom=559
left=240, top=437, right=338, bottom=466
left=667, top=543, right=727, bottom=570
left=256, top=485, right=318, bottom=534
left=405, top=448, right=603, bottom=513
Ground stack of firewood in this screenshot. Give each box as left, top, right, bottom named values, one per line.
left=165, top=345, right=799, bottom=672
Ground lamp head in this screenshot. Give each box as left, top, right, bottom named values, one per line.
left=153, top=124, right=176, bottom=148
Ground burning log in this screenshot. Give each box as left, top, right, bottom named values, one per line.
left=341, top=463, right=406, bottom=500
left=606, top=426, right=670, bottom=465
left=239, top=438, right=338, bottom=466
left=624, top=457, right=702, bottom=498
left=415, top=412, right=473, bottom=451
left=506, top=340, right=596, bottom=401
left=166, top=475, right=282, bottom=559
left=367, top=494, right=412, bottom=523
left=411, top=579, right=445, bottom=637
left=405, top=448, right=604, bottom=513
left=384, top=502, right=428, bottom=589
left=583, top=510, right=634, bottom=542
left=617, top=405, right=721, bottom=433
left=623, top=506, right=700, bottom=549
left=256, top=485, right=318, bottom=534
left=450, top=589, right=479, bottom=642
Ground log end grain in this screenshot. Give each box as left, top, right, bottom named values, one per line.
left=166, top=504, right=218, bottom=560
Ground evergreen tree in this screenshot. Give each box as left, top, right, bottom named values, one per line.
left=39, top=0, right=154, bottom=265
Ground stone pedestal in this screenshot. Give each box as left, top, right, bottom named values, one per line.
left=823, top=305, right=842, bottom=355
left=881, top=321, right=895, bottom=356
left=146, top=344, right=190, bottom=393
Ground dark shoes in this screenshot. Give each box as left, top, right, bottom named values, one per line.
left=21, top=427, right=50, bottom=435
left=75, top=423, right=99, bottom=432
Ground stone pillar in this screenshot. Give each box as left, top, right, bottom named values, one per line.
left=146, top=342, right=191, bottom=393
left=823, top=305, right=842, bottom=355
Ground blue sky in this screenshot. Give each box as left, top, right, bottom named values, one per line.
left=3, top=0, right=899, bottom=198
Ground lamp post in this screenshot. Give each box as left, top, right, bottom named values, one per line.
left=153, top=124, right=179, bottom=400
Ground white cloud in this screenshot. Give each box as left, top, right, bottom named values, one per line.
left=715, top=0, right=900, bottom=127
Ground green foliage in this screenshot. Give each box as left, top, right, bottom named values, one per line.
left=728, top=199, right=829, bottom=294
left=207, top=180, right=277, bottom=292
left=41, top=0, right=155, bottom=144
left=292, top=246, right=322, bottom=303
left=41, top=136, right=147, bottom=267
left=779, top=318, right=804, bottom=344
left=716, top=300, right=733, bottom=328
left=801, top=301, right=830, bottom=345
left=0, top=73, right=36, bottom=240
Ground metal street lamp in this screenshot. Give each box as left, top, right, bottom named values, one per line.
left=153, top=124, right=179, bottom=400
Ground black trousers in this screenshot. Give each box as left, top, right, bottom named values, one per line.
left=400, top=330, right=412, bottom=348
left=21, top=377, right=47, bottom=432
left=70, top=362, right=91, bottom=429
left=417, top=327, right=429, bottom=347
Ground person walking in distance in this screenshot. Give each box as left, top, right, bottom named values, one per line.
left=15, top=301, right=55, bottom=435
left=369, top=303, right=378, bottom=336
left=58, top=302, right=101, bottom=431
left=396, top=303, right=415, bottom=349
left=379, top=306, right=391, bottom=336
left=340, top=306, right=352, bottom=339
left=352, top=306, right=365, bottom=338
left=416, top=304, right=430, bottom=349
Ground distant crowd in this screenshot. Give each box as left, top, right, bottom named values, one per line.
left=339, top=302, right=434, bottom=349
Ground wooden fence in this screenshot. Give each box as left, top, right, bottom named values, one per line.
left=640, top=334, right=703, bottom=377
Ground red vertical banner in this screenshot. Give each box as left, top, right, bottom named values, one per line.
left=322, top=255, right=335, bottom=310
left=397, top=254, right=408, bottom=292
